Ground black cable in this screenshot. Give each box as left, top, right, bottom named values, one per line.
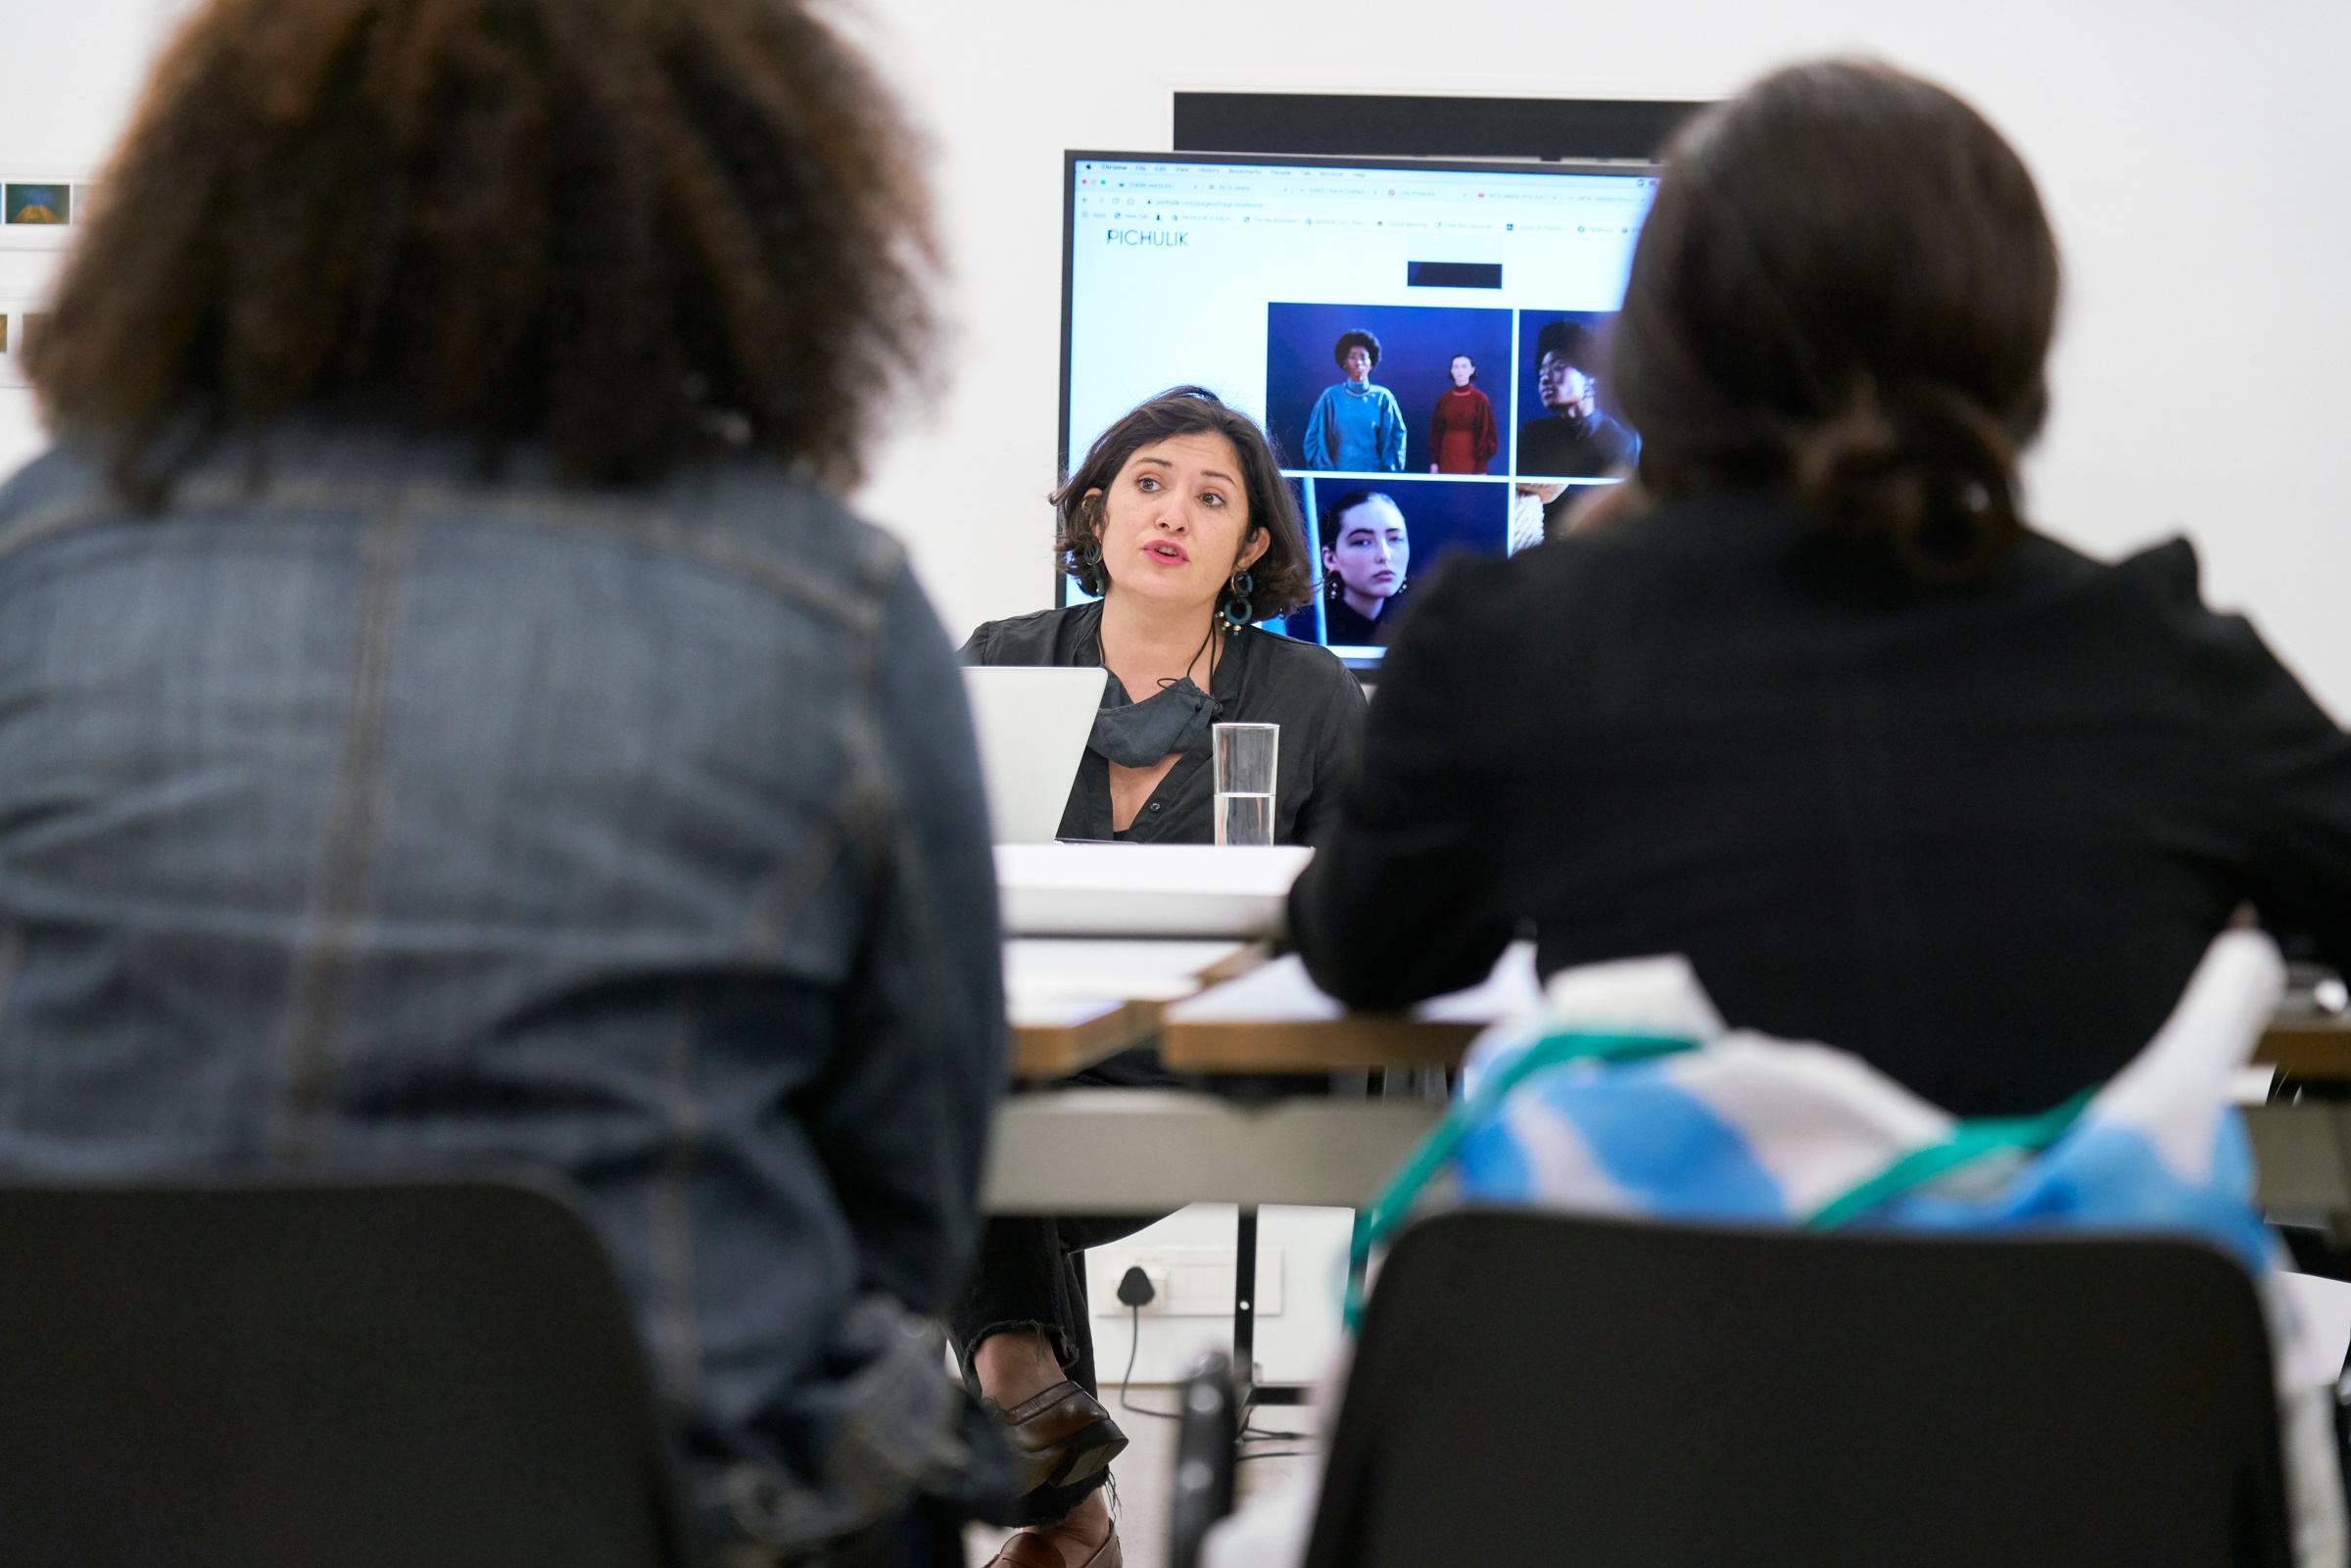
left=1117, top=1302, right=1180, bottom=1421
left=1111, top=1263, right=1317, bottom=1438
left=1237, top=1389, right=1310, bottom=1442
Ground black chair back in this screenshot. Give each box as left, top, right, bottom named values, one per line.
left=1307, top=1209, right=2293, bottom=1568
left=0, top=1179, right=690, bottom=1568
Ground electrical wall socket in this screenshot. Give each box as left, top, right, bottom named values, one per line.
left=1092, top=1247, right=1283, bottom=1317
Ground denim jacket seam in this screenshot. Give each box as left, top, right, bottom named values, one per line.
left=846, top=579, right=963, bottom=1237
left=741, top=827, right=846, bottom=958
left=271, top=497, right=412, bottom=1162
left=0, top=475, right=907, bottom=638
left=0, top=491, right=131, bottom=572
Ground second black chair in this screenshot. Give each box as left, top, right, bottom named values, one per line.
left=1307, top=1209, right=2294, bottom=1568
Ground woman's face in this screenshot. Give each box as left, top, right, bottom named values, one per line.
left=1322, top=499, right=1410, bottom=599
left=1341, top=345, right=1373, bottom=382
left=1088, top=432, right=1269, bottom=614
left=1539, top=353, right=1597, bottom=418
left=1449, top=356, right=1474, bottom=388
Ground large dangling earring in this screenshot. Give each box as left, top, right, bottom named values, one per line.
left=1216, top=568, right=1255, bottom=636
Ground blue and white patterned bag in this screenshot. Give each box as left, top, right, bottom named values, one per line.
left=1348, top=931, right=2344, bottom=1568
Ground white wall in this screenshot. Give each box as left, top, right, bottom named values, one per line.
left=0, top=0, right=179, bottom=468
left=8, top=2, right=2346, bottom=708
left=834, top=0, right=2351, bottom=715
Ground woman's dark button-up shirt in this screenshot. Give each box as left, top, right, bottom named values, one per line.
left=960, top=601, right=1366, bottom=846
left=1293, top=487, right=2351, bottom=1117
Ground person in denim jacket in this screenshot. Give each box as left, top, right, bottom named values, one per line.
left=1, top=0, right=999, bottom=1562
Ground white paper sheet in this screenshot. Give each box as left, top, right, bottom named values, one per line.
left=1002, top=937, right=1254, bottom=1004
left=995, top=842, right=1313, bottom=937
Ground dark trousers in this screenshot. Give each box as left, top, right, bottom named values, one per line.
left=949, top=1050, right=1174, bottom=1525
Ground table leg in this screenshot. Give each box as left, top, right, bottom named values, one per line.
left=1232, top=1204, right=1258, bottom=1399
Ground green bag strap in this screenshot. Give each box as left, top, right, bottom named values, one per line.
left=1802, top=1085, right=2097, bottom=1230
left=1344, top=1028, right=1699, bottom=1330
left=1344, top=1031, right=2098, bottom=1330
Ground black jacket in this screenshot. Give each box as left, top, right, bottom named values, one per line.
left=1322, top=591, right=1407, bottom=647
left=1516, top=410, right=1639, bottom=478
left=962, top=601, right=1366, bottom=845
left=1291, top=490, right=2351, bottom=1116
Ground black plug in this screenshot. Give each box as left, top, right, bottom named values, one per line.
left=1117, top=1264, right=1157, bottom=1308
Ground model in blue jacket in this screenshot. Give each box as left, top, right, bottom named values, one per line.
left=1303, top=327, right=1408, bottom=471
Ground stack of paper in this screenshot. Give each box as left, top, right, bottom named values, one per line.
left=1163, top=942, right=1542, bottom=1025
left=995, top=843, right=1314, bottom=937
left=1003, top=938, right=1260, bottom=1007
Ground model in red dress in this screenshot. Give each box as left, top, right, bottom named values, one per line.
left=1428, top=354, right=1500, bottom=474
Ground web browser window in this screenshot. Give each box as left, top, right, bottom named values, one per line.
left=1061, top=153, right=1658, bottom=660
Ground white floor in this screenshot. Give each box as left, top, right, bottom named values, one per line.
left=966, top=1390, right=1322, bottom=1568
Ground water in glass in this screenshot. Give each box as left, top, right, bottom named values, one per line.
left=1212, top=722, right=1278, bottom=847
left=1215, top=790, right=1274, bottom=847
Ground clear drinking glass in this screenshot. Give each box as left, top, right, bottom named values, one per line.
left=1212, top=723, right=1278, bottom=847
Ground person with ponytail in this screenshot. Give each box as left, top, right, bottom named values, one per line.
left=1291, top=60, right=2351, bottom=1124
left=955, top=386, right=1363, bottom=1568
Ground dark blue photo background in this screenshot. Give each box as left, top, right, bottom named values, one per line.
left=1512, top=309, right=1633, bottom=473
left=1276, top=475, right=1511, bottom=644
left=1267, top=303, right=1512, bottom=475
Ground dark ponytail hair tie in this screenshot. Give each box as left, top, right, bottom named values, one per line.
left=1791, top=377, right=2024, bottom=587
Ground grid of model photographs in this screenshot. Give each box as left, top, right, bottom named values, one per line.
left=1265, top=300, right=1638, bottom=655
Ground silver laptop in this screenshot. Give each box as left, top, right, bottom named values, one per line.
left=961, top=666, right=1106, bottom=844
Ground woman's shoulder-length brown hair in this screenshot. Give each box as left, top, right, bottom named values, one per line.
left=1052, top=387, right=1315, bottom=622
left=1612, top=59, right=2059, bottom=585
left=30, top=0, right=935, bottom=499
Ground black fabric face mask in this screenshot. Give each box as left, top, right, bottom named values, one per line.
left=1087, top=673, right=1223, bottom=767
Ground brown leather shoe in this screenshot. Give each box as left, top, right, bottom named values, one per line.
left=985, top=1379, right=1129, bottom=1495
left=986, top=1521, right=1122, bottom=1568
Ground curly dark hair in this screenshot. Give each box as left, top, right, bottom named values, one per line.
left=1331, top=329, right=1381, bottom=370
left=1053, top=387, right=1315, bottom=623
left=29, top=0, right=935, bottom=499
left=1533, top=319, right=1598, bottom=370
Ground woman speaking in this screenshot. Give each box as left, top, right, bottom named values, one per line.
left=964, top=387, right=1363, bottom=845
left=958, top=387, right=1364, bottom=1567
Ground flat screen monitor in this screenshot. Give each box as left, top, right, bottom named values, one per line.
left=1059, top=151, right=1659, bottom=664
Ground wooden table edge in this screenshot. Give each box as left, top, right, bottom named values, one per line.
left=1160, top=1014, right=1480, bottom=1070
left=1012, top=998, right=1164, bottom=1079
